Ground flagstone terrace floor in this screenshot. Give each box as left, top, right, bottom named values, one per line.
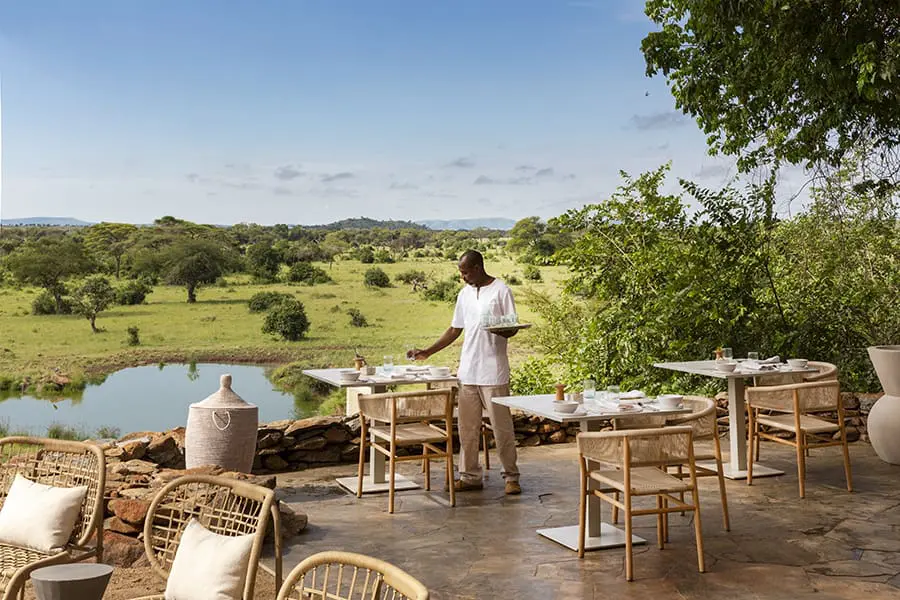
left=273, top=439, right=900, bottom=600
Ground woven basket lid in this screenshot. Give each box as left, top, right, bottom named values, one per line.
left=191, top=374, right=257, bottom=410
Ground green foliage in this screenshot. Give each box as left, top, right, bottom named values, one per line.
left=245, top=242, right=282, bottom=282
left=506, top=216, right=570, bottom=264
left=95, top=425, right=121, bottom=439
left=46, top=423, right=84, bottom=441
left=357, top=247, right=375, bottom=263
left=6, top=236, right=92, bottom=313
left=642, top=0, right=900, bottom=184
left=395, top=269, right=428, bottom=290
left=510, top=357, right=556, bottom=396
left=422, top=277, right=460, bottom=302
left=116, top=278, right=153, bottom=305
left=363, top=267, right=391, bottom=288
left=126, top=326, right=141, bottom=346
left=262, top=299, right=310, bottom=341
left=347, top=308, right=369, bottom=328
left=373, top=248, right=395, bottom=263
left=248, top=291, right=294, bottom=313
left=70, top=275, right=116, bottom=332
left=32, top=289, right=72, bottom=315
left=158, top=238, right=238, bottom=303
left=523, top=265, right=542, bottom=281
left=84, top=222, right=137, bottom=278
left=504, top=274, right=522, bottom=286
left=285, top=262, right=332, bottom=285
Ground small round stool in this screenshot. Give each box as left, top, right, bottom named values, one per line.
left=30, top=563, right=114, bottom=600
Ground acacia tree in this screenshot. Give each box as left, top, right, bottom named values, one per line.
left=84, top=222, right=138, bottom=278
left=5, top=237, right=93, bottom=313
left=642, top=0, right=900, bottom=189
left=160, top=238, right=236, bottom=302
left=71, top=275, right=116, bottom=333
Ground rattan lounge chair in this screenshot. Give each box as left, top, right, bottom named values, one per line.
left=276, top=550, right=428, bottom=600
left=0, top=436, right=105, bottom=600
left=126, top=474, right=282, bottom=599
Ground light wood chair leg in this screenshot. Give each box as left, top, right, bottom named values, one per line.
left=796, top=431, right=806, bottom=499
left=389, top=441, right=397, bottom=514
left=691, top=483, right=706, bottom=573
left=663, top=497, right=669, bottom=543
left=839, top=418, right=854, bottom=492
left=714, top=436, right=731, bottom=531
left=656, top=495, right=664, bottom=549
left=578, top=462, right=587, bottom=559
left=424, top=447, right=431, bottom=491
left=755, top=409, right=761, bottom=459
left=677, top=464, right=686, bottom=516
left=612, top=492, right=619, bottom=524
left=624, top=490, right=634, bottom=581
left=357, top=420, right=367, bottom=498
left=746, top=406, right=755, bottom=486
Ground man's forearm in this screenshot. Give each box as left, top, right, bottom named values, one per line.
left=423, top=327, right=462, bottom=357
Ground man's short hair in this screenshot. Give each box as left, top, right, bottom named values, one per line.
left=458, top=249, right=484, bottom=267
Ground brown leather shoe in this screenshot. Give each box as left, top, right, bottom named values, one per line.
left=505, top=481, right=522, bottom=495
left=452, top=479, right=484, bottom=492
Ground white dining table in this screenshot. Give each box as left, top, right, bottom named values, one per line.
left=492, top=393, right=690, bottom=552
left=653, top=360, right=819, bottom=479
left=302, top=366, right=458, bottom=495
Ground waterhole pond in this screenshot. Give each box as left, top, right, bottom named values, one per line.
left=0, top=363, right=319, bottom=438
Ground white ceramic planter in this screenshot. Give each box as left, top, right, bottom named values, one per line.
left=867, top=345, right=900, bottom=464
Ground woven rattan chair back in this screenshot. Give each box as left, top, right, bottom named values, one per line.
left=142, top=474, right=280, bottom=598
left=746, top=380, right=840, bottom=413
left=357, top=389, right=452, bottom=423
left=276, top=551, right=429, bottom=600
left=577, top=426, right=693, bottom=469
left=665, top=396, right=717, bottom=440
left=0, top=436, right=105, bottom=550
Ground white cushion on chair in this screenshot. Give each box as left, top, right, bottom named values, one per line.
left=165, top=518, right=255, bottom=600
left=0, top=473, right=87, bottom=553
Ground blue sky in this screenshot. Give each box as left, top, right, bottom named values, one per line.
left=0, top=0, right=751, bottom=225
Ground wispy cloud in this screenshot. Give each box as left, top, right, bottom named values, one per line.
left=474, top=175, right=531, bottom=186
left=630, top=111, right=687, bottom=131
left=515, top=165, right=535, bottom=172
left=273, top=165, right=303, bottom=181
left=693, top=164, right=731, bottom=179
left=390, top=181, right=419, bottom=190
left=321, top=172, right=355, bottom=183
left=446, top=157, right=476, bottom=168
left=535, top=167, right=555, bottom=178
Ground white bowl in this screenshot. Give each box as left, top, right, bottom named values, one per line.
left=715, top=361, right=737, bottom=373
left=428, top=366, right=451, bottom=377
left=553, top=401, right=579, bottom=414
left=787, top=358, right=808, bottom=369
left=658, top=394, right=683, bottom=409
left=339, top=369, right=361, bottom=382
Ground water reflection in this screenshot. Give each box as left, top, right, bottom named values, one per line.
left=0, top=363, right=321, bottom=437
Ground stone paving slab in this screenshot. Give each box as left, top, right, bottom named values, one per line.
left=273, top=439, right=900, bottom=599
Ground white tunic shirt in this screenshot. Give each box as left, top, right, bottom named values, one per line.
left=451, top=279, right=517, bottom=386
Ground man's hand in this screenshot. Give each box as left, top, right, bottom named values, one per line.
left=407, top=348, right=431, bottom=361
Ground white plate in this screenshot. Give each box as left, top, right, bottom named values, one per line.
left=484, top=323, right=533, bottom=332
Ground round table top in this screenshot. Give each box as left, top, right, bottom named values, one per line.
left=31, top=563, right=114, bottom=582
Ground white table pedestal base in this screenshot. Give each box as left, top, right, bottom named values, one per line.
left=336, top=474, right=420, bottom=495
left=537, top=524, right=646, bottom=551
left=698, top=460, right=784, bottom=480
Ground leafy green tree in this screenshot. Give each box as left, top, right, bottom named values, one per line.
left=84, top=222, right=137, bottom=278
left=285, top=262, right=332, bottom=285
left=506, top=217, right=546, bottom=255
left=642, top=0, right=900, bottom=186
left=5, top=237, right=92, bottom=313
left=71, top=275, right=116, bottom=333
left=245, top=242, right=282, bottom=282
left=363, top=267, right=391, bottom=288
left=159, top=238, right=236, bottom=303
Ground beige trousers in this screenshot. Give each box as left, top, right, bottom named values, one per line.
left=458, top=384, right=519, bottom=483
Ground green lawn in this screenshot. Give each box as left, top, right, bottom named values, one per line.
left=0, top=257, right=566, bottom=393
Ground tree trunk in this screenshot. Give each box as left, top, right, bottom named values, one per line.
left=53, top=290, right=65, bottom=314
left=89, top=315, right=98, bottom=333
left=187, top=284, right=197, bottom=303
left=114, top=256, right=122, bottom=279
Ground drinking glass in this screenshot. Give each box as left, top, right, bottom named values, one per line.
left=383, top=355, right=393, bottom=375
left=722, top=347, right=734, bottom=362
left=606, top=384, right=620, bottom=401
left=748, top=351, right=760, bottom=361
left=583, top=379, right=596, bottom=400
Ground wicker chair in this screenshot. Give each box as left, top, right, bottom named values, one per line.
left=276, top=551, right=428, bottom=600
left=746, top=380, right=853, bottom=498
left=577, top=427, right=705, bottom=581
left=357, top=389, right=456, bottom=514
left=0, top=437, right=105, bottom=600
left=127, top=474, right=282, bottom=600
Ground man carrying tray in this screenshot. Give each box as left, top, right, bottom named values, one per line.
left=408, top=249, right=522, bottom=495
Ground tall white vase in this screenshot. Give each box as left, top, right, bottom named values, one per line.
left=867, top=345, right=900, bottom=464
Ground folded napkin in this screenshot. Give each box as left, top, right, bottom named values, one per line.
left=738, top=355, right=781, bottom=372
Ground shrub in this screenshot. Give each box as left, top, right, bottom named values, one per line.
left=422, top=277, right=461, bottom=302
left=46, top=423, right=83, bottom=441
left=510, top=357, right=556, bottom=396
left=347, top=308, right=369, bottom=327
left=95, top=426, right=121, bottom=439
left=357, top=247, right=375, bottom=263
left=248, top=291, right=293, bottom=313
left=31, top=290, right=73, bottom=315
left=373, top=249, right=395, bottom=263
left=363, top=267, right=391, bottom=288
left=523, top=264, right=542, bottom=281
left=506, top=274, right=522, bottom=286
left=126, top=326, right=141, bottom=346
left=262, top=299, right=310, bottom=341
left=286, top=262, right=332, bottom=285
left=116, top=278, right=153, bottom=305
left=395, top=269, right=428, bottom=290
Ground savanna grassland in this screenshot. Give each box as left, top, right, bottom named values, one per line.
left=0, top=256, right=566, bottom=394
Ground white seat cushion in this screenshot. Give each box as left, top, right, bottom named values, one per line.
left=0, top=474, right=87, bottom=553
left=164, top=518, right=255, bottom=600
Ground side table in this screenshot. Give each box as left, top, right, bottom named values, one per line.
left=31, top=563, right=114, bottom=600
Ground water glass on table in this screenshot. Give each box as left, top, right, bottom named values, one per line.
left=722, top=347, right=734, bottom=362
left=606, top=384, right=620, bottom=402
left=583, top=379, right=595, bottom=400
left=383, top=355, right=393, bottom=375
left=748, top=351, right=760, bottom=361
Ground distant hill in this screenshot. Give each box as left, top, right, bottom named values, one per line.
left=309, top=217, right=427, bottom=230
left=0, top=216, right=94, bottom=227
left=416, top=218, right=516, bottom=231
